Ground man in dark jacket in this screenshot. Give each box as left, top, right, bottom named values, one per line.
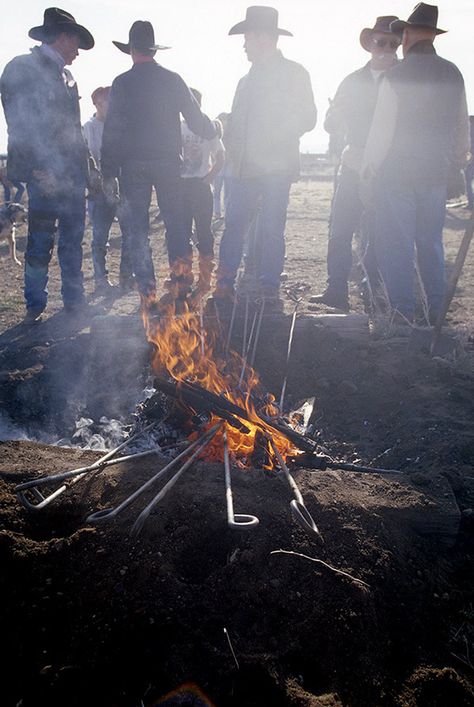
left=0, top=8, right=94, bottom=323
left=214, top=6, right=316, bottom=302
left=101, top=21, right=221, bottom=308
left=311, top=16, right=400, bottom=312
left=361, top=3, right=470, bottom=322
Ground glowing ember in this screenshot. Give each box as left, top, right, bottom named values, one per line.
left=141, top=299, right=294, bottom=465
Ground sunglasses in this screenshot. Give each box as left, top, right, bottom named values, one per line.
left=372, top=37, right=400, bottom=49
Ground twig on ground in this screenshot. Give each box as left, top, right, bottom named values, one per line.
left=270, top=549, right=370, bottom=590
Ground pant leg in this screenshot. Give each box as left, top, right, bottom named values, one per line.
left=90, top=193, right=116, bottom=281
left=464, top=163, right=474, bottom=207
left=117, top=197, right=134, bottom=279
left=212, top=175, right=224, bottom=215
left=374, top=181, right=417, bottom=316
left=327, top=167, right=364, bottom=296
left=13, top=182, right=25, bottom=203
left=181, top=178, right=196, bottom=252
left=217, top=177, right=259, bottom=285
left=24, top=180, right=58, bottom=310
left=121, top=163, right=155, bottom=297
left=192, top=179, right=214, bottom=257
left=57, top=180, right=86, bottom=306
left=258, top=175, right=291, bottom=288
left=414, top=184, right=447, bottom=317
left=154, top=175, right=190, bottom=267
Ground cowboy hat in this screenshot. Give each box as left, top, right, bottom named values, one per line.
left=112, top=20, right=170, bottom=54
left=229, top=6, right=293, bottom=37
left=360, top=16, right=401, bottom=52
left=390, top=3, right=446, bottom=36
left=29, top=7, right=94, bottom=50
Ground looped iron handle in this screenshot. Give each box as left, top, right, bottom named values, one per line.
left=223, top=427, right=259, bottom=530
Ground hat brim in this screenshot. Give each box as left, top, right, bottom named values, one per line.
left=359, top=27, right=401, bottom=52
left=228, top=20, right=293, bottom=36
left=29, top=23, right=94, bottom=50
left=389, top=19, right=446, bottom=35
left=112, top=40, right=171, bottom=54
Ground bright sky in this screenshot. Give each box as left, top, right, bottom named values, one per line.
left=0, top=0, right=472, bottom=153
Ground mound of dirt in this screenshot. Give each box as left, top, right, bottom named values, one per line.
left=1, top=438, right=473, bottom=707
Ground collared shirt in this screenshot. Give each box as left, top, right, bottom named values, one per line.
left=37, top=43, right=75, bottom=88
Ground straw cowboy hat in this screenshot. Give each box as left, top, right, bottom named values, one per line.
left=359, top=16, right=400, bottom=52
left=229, top=6, right=293, bottom=37
left=390, top=3, right=446, bottom=35
left=113, top=20, right=170, bottom=54
left=28, top=7, right=94, bottom=50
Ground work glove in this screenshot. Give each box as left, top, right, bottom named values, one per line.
left=87, top=157, right=103, bottom=198
left=103, top=177, right=120, bottom=206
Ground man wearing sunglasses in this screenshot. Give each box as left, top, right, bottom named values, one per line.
left=311, top=16, right=401, bottom=312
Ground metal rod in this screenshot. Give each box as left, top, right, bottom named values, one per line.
left=130, top=423, right=222, bottom=536
left=15, top=422, right=158, bottom=510
left=267, top=435, right=322, bottom=541
left=279, top=299, right=301, bottom=411
left=199, top=298, right=205, bottom=358
left=249, top=297, right=266, bottom=369
left=238, top=308, right=258, bottom=387
left=241, top=295, right=249, bottom=359
left=225, top=272, right=242, bottom=356
left=86, top=426, right=219, bottom=525
left=223, top=427, right=259, bottom=529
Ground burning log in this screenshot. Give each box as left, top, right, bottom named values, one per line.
left=152, top=376, right=319, bottom=454
left=153, top=378, right=251, bottom=434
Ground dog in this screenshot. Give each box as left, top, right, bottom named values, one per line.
left=0, top=202, right=27, bottom=265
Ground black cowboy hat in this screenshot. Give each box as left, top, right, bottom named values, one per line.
left=229, top=6, right=293, bottom=37
left=390, top=3, right=446, bottom=35
left=28, top=7, right=94, bottom=50
left=113, top=20, right=170, bottom=54
left=360, top=16, right=401, bottom=52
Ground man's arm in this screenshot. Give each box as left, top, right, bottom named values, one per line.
left=452, top=85, right=470, bottom=169
left=204, top=139, right=225, bottom=183
left=101, top=78, right=127, bottom=178
left=178, top=77, right=219, bottom=141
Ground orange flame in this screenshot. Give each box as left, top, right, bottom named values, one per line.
left=141, top=297, right=294, bottom=466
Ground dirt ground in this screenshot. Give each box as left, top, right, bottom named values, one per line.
left=0, top=171, right=474, bottom=706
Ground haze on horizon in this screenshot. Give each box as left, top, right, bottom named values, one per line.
left=0, top=0, right=472, bottom=154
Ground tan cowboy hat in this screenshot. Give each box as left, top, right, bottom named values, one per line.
left=360, top=16, right=401, bottom=52
left=229, top=6, right=293, bottom=37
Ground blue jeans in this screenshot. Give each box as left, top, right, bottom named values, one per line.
left=25, top=177, right=86, bottom=310
left=89, top=194, right=133, bottom=281
left=327, top=167, right=364, bottom=296
left=218, top=175, right=291, bottom=288
left=121, top=161, right=189, bottom=296
left=3, top=181, right=25, bottom=204
left=374, top=181, right=447, bottom=317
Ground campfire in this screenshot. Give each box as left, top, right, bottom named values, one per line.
left=14, top=298, right=401, bottom=539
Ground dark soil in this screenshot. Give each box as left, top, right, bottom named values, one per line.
left=0, top=178, right=474, bottom=706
